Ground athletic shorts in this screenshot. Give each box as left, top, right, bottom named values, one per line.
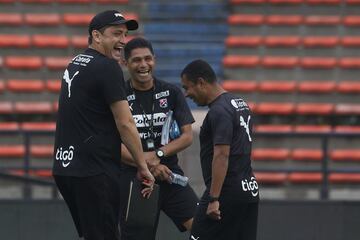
left=190, top=196, right=258, bottom=240
left=119, top=168, right=199, bottom=240
left=54, top=174, right=121, bottom=240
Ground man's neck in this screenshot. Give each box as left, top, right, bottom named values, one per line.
left=207, top=84, right=226, bottom=105
left=131, top=79, right=154, bottom=91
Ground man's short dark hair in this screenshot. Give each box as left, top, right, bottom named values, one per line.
left=124, top=37, right=154, bottom=61
left=181, top=59, right=217, bottom=84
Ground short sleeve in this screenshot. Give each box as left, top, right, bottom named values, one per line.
left=101, top=60, right=126, bottom=104
left=172, top=86, right=195, bottom=127
left=209, top=106, right=233, bottom=145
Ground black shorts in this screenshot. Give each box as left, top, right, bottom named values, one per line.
left=190, top=196, right=258, bottom=240
left=54, top=174, right=121, bottom=240
left=119, top=168, right=199, bottom=240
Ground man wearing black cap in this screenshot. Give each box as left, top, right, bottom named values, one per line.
left=52, top=10, right=154, bottom=240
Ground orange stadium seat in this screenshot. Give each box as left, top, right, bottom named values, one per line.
left=20, top=122, right=56, bottom=131
left=346, top=0, right=360, bottom=4
left=266, top=15, right=303, bottom=26
left=258, top=81, right=297, bottom=93
left=339, top=57, right=360, bottom=69
left=225, top=36, right=262, bottom=48
left=303, top=36, right=339, bottom=48
left=264, top=36, right=300, bottom=48
left=230, top=0, right=265, bottom=4
left=227, top=14, right=264, bottom=25
left=0, top=122, right=19, bottom=131
left=288, top=172, right=322, bottom=184
left=63, top=13, right=94, bottom=25
left=254, top=124, right=293, bottom=133
left=53, top=101, right=59, bottom=112
left=223, top=55, right=260, bottom=68
left=343, top=16, right=360, bottom=26
left=341, top=36, right=360, bottom=47
left=305, top=15, right=341, bottom=25
left=296, top=103, right=334, bottom=115
left=262, top=56, right=299, bottom=68
left=329, top=173, right=360, bottom=184
left=294, top=125, right=332, bottom=133
left=255, top=102, right=295, bottom=115
left=44, top=57, right=72, bottom=70
left=334, top=125, right=360, bottom=133
left=252, top=148, right=290, bottom=161
left=4, top=56, right=42, bottom=70
left=32, top=35, right=69, bottom=48
left=95, top=0, right=129, bottom=3
left=46, top=79, right=61, bottom=92
left=306, top=0, right=341, bottom=4
left=331, top=149, right=360, bottom=161
left=0, top=35, right=31, bottom=48
left=300, top=57, right=337, bottom=69
left=57, top=0, right=91, bottom=3
left=254, top=172, right=288, bottom=185
left=0, top=13, right=22, bottom=25
left=14, top=101, right=53, bottom=114
left=0, top=101, right=13, bottom=114
left=0, top=145, right=25, bottom=158
left=335, top=103, right=360, bottom=115
left=71, top=35, right=88, bottom=48
left=336, top=81, right=360, bottom=93
left=6, top=79, right=45, bottom=92
left=30, top=145, right=53, bottom=158
left=0, top=80, right=4, bottom=93
left=297, top=81, right=336, bottom=93
left=291, top=149, right=323, bottom=161
left=24, top=13, right=61, bottom=26
left=20, top=0, right=52, bottom=3
left=221, top=80, right=257, bottom=92
left=268, top=0, right=302, bottom=4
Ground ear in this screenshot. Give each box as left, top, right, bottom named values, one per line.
left=198, top=77, right=207, bottom=87
left=92, top=30, right=102, bottom=44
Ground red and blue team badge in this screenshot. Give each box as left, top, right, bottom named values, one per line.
left=159, top=98, right=168, bottom=108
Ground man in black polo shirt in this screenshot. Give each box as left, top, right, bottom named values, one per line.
left=119, top=37, right=199, bottom=240
left=52, top=10, right=154, bottom=240
left=181, top=59, right=259, bottom=240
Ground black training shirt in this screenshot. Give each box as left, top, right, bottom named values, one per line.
left=200, top=92, right=259, bottom=202
left=53, top=48, right=126, bottom=177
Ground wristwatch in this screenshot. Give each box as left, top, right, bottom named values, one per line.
left=208, top=195, right=219, bottom=203
left=155, top=149, right=164, bottom=158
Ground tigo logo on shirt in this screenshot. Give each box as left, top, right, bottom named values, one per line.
left=55, top=146, right=75, bottom=168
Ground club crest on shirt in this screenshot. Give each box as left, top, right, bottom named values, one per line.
left=159, top=98, right=168, bottom=108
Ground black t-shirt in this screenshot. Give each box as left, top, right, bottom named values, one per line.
left=53, top=48, right=126, bottom=178
left=200, top=92, right=259, bottom=202
left=122, top=78, right=194, bottom=173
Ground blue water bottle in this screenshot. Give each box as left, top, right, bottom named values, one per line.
left=170, top=173, right=189, bottom=187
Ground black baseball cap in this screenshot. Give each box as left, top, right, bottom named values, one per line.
left=88, top=10, right=138, bottom=35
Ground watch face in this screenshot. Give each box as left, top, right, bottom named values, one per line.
left=157, top=150, right=164, bottom=157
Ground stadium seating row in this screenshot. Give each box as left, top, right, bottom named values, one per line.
left=230, top=0, right=360, bottom=5
left=0, top=79, right=60, bottom=92
left=0, top=0, right=128, bottom=3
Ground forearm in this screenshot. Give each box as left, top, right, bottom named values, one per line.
left=121, top=144, right=137, bottom=167
left=159, top=124, right=193, bottom=157
left=210, top=145, right=229, bottom=198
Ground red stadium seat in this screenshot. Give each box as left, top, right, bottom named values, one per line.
left=7, top=79, right=45, bottom=92
left=230, top=0, right=265, bottom=4
left=300, top=57, right=337, bottom=69
left=44, top=57, right=72, bottom=70
left=0, top=101, right=13, bottom=114
left=296, top=103, right=334, bottom=115
left=32, top=35, right=69, bottom=48
left=227, top=14, right=264, bottom=25
left=20, top=0, right=52, bottom=3
left=346, top=0, right=360, bottom=4
left=0, top=35, right=31, bottom=48
left=331, top=149, right=360, bottom=161
left=95, top=0, right=129, bottom=3
left=262, top=56, right=299, bottom=68
left=339, top=58, right=360, bottom=69
left=225, top=36, right=262, bottom=48
left=0, top=145, right=25, bottom=157
left=258, top=81, right=296, bottom=93
left=336, top=81, right=360, bottom=93
left=306, top=0, right=340, bottom=4
left=341, top=36, right=360, bottom=47
left=303, top=36, right=339, bottom=48
left=255, top=102, right=295, bottom=115
left=14, top=101, right=53, bottom=114
left=0, top=0, right=16, bottom=3
left=53, top=101, right=59, bottom=112
left=264, top=36, right=300, bottom=48
left=24, top=13, right=61, bottom=26
left=334, top=125, right=360, bottom=133
left=221, top=80, right=257, bottom=92
left=30, top=145, right=53, bottom=158
left=266, top=15, right=303, bottom=26
left=268, top=0, right=302, bottom=4
left=335, top=103, right=360, bottom=115
left=57, top=0, right=91, bottom=3
left=297, top=81, right=336, bottom=93
left=0, top=13, right=22, bottom=25
left=0, top=80, right=4, bottom=93
left=288, top=172, right=322, bottom=184
left=70, top=35, right=88, bottom=48
left=329, top=173, right=360, bottom=183
left=4, top=56, right=42, bottom=70
left=0, top=122, right=19, bottom=131
left=254, top=124, right=293, bottom=133
left=20, top=122, right=56, bottom=131
left=254, top=172, right=287, bottom=184
left=46, top=79, right=61, bottom=92
left=291, top=149, right=323, bottom=161
left=343, top=16, right=360, bottom=26
left=252, top=148, right=290, bottom=161
left=223, top=55, right=260, bottom=68
left=305, top=15, right=341, bottom=25
left=294, top=125, right=332, bottom=133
